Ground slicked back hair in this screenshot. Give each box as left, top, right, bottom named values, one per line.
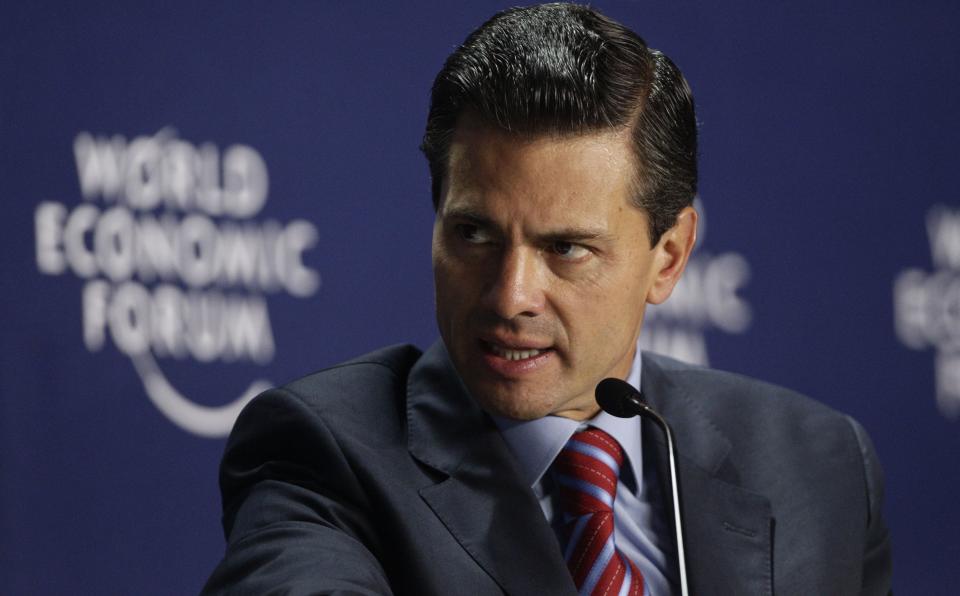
left=420, top=3, right=697, bottom=246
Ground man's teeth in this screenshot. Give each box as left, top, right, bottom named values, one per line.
left=491, top=345, right=543, bottom=361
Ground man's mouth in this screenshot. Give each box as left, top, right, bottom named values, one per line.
left=481, top=340, right=553, bottom=362
left=489, top=344, right=544, bottom=361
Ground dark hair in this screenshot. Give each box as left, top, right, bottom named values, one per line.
left=420, top=3, right=697, bottom=245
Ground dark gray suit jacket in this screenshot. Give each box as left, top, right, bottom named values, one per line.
left=203, top=342, right=891, bottom=595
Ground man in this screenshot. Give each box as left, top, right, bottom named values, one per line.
left=204, top=4, right=891, bottom=594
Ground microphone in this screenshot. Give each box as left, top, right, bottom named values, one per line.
left=596, top=378, right=689, bottom=596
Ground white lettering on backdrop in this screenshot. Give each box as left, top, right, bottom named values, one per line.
left=895, top=204, right=960, bottom=419
left=34, top=129, right=320, bottom=437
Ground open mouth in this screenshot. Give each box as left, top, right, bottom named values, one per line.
left=482, top=340, right=553, bottom=361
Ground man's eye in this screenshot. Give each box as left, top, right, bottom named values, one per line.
left=551, top=241, right=589, bottom=260
left=455, top=224, right=490, bottom=244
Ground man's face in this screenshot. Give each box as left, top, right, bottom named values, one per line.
left=432, top=120, right=677, bottom=421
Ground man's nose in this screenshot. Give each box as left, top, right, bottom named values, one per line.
left=481, top=247, right=546, bottom=320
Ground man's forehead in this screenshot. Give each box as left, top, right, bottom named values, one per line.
left=450, top=116, right=631, bottom=156
left=443, top=123, right=636, bottom=211
left=451, top=125, right=629, bottom=182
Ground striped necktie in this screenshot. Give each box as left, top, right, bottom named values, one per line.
left=553, top=427, right=644, bottom=596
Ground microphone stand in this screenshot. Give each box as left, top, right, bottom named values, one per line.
left=596, top=378, right=689, bottom=596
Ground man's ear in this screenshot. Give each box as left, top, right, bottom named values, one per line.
left=647, top=206, right=698, bottom=305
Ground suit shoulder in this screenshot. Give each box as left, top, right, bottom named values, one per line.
left=267, top=344, right=422, bottom=424
left=641, top=351, right=850, bottom=426
left=284, top=344, right=421, bottom=393
left=642, top=352, right=877, bottom=501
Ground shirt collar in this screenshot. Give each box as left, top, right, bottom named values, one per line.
left=492, top=343, right=644, bottom=490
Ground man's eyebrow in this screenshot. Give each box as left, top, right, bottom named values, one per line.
left=440, top=206, right=494, bottom=226
left=538, top=227, right=612, bottom=243
left=442, top=206, right=612, bottom=243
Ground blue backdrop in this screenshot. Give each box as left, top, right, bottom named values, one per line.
left=2, top=2, right=957, bottom=593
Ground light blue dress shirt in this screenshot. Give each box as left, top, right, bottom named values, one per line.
left=493, top=344, right=678, bottom=596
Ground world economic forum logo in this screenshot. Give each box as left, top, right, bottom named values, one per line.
left=894, top=204, right=960, bottom=419
left=34, top=129, right=319, bottom=437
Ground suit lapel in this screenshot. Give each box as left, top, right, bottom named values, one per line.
left=406, top=342, right=576, bottom=596
left=641, top=354, right=774, bottom=595
left=404, top=344, right=775, bottom=594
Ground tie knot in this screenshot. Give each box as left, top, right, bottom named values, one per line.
left=553, top=427, right=624, bottom=514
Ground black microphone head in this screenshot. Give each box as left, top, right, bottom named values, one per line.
left=595, top=377, right=643, bottom=418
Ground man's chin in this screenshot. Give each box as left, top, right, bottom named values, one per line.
left=467, top=385, right=598, bottom=421
left=476, top=398, right=552, bottom=421
left=463, top=385, right=554, bottom=421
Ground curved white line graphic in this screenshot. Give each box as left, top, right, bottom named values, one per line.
left=131, top=352, right=271, bottom=438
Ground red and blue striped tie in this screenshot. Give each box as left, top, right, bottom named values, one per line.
left=553, top=427, right=644, bottom=596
